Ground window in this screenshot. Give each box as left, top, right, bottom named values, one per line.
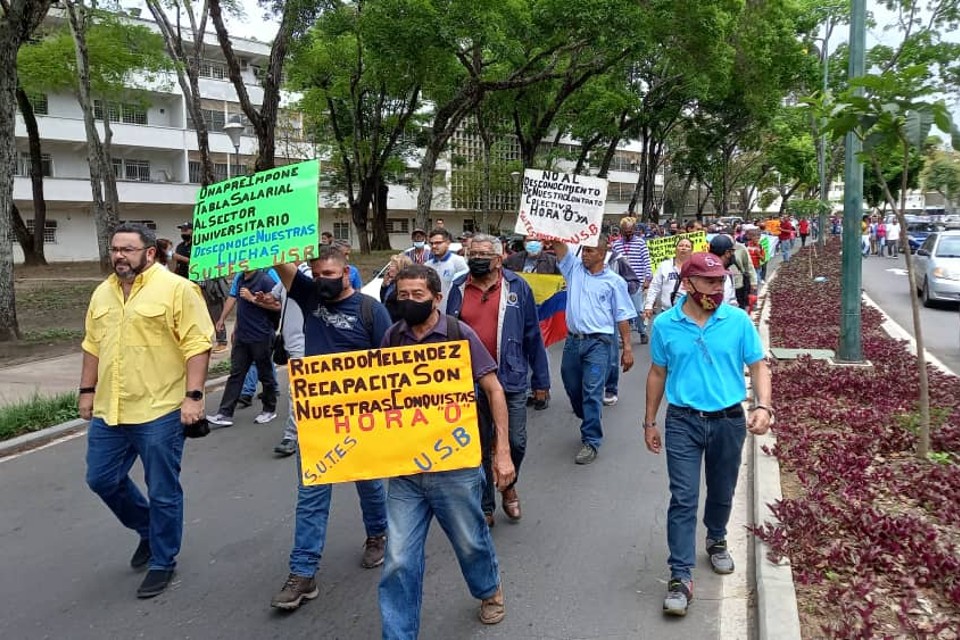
left=94, top=101, right=147, bottom=125
left=113, top=159, right=150, bottom=182
left=122, top=219, right=158, bottom=231
left=462, top=219, right=475, bottom=233
left=19, top=92, right=48, bottom=115
left=387, top=218, right=410, bottom=234
left=333, top=222, right=351, bottom=241
left=189, top=161, right=229, bottom=183
left=15, top=152, right=52, bottom=177
left=25, top=219, right=58, bottom=244
left=199, top=60, right=226, bottom=80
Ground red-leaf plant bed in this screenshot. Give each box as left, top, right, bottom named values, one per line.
left=752, top=239, right=960, bottom=639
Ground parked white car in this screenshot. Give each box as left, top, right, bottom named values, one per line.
left=913, top=231, right=960, bottom=307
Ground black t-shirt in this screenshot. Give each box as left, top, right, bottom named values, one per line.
left=174, top=240, right=191, bottom=278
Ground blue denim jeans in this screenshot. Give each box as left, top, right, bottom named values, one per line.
left=664, top=405, right=747, bottom=581
left=606, top=336, right=619, bottom=395
left=289, top=455, right=387, bottom=577
left=241, top=363, right=278, bottom=398
left=477, top=390, right=529, bottom=515
left=629, top=289, right=646, bottom=335
left=379, top=468, right=500, bottom=640
left=561, top=334, right=612, bottom=449
left=85, top=409, right=185, bottom=570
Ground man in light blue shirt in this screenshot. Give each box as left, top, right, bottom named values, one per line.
left=553, top=237, right=636, bottom=465
left=642, top=252, right=772, bottom=617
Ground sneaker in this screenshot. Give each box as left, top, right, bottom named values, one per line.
left=270, top=573, right=319, bottom=610
left=602, top=392, right=618, bottom=406
left=207, top=413, right=233, bottom=427
left=273, top=438, right=296, bottom=457
left=237, top=395, right=253, bottom=409
left=130, top=538, right=151, bottom=571
left=361, top=534, right=387, bottom=568
left=136, top=569, right=175, bottom=599
left=663, top=578, right=693, bottom=616
left=479, top=586, right=505, bottom=625
left=706, top=538, right=735, bottom=574
left=574, top=444, right=598, bottom=465
left=254, top=411, right=278, bottom=424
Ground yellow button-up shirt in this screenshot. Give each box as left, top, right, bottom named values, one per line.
left=82, top=264, right=214, bottom=425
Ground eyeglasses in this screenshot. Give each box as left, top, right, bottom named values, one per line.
left=110, top=246, right=147, bottom=256
left=467, top=252, right=498, bottom=259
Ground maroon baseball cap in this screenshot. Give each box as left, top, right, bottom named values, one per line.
left=679, top=252, right=730, bottom=279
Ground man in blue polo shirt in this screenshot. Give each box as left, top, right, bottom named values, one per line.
left=425, top=227, right=468, bottom=313
left=643, top=252, right=773, bottom=617
left=552, top=238, right=636, bottom=465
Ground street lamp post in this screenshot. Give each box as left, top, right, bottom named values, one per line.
left=223, top=115, right=244, bottom=178
left=838, top=0, right=867, bottom=363
left=818, top=16, right=830, bottom=250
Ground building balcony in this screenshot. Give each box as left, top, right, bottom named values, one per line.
left=14, top=176, right=199, bottom=207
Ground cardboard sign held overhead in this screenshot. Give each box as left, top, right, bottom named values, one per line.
left=188, top=159, right=320, bottom=281
left=514, top=169, right=607, bottom=247
left=645, top=231, right=708, bottom=267
left=289, top=341, right=480, bottom=485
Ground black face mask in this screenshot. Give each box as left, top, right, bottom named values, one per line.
left=397, top=299, right=434, bottom=326
left=468, top=258, right=493, bottom=278
left=181, top=234, right=192, bottom=242
left=315, top=276, right=345, bottom=302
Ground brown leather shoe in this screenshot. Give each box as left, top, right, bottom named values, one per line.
left=501, top=487, right=521, bottom=521
left=479, top=586, right=505, bottom=624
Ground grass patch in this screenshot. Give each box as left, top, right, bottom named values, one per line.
left=208, top=359, right=232, bottom=378
left=22, top=328, right=85, bottom=344
left=0, top=391, right=79, bottom=441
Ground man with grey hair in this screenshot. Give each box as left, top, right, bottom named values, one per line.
left=80, top=222, right=214, bottom=598
left=447, top=233, right=549, bottom=525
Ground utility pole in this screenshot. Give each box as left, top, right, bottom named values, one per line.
left=838, top=0, right=866, bottom=362
left=818, top=16, right=830, bottom=249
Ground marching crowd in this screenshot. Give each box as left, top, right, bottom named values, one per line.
left=77, top=214, right=773, bottom=638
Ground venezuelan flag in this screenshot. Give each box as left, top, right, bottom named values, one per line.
left=517, top=273, right=567, bottom=347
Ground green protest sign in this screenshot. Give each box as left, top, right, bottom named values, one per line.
left=646, top=231, right=708, bottom=267
left=188, top=159, right=320, bottom=281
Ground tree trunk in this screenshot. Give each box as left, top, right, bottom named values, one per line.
left=370, top=176, right=391, bottom=251
left=0, top=0, right=53, bottom=341
left=596, top=136, right=620, bottom=178
left=872, top=149, right=930, bottom=458
left=350, top=186, right=374, bottom=255
left=415, top=141, right=444, bottom=232
left=13, top=86, right=46, bottom=265
left=65, top=0, right=117, bottom=273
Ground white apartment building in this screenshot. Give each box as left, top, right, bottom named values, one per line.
left=13, top=14, right=661, bottom=262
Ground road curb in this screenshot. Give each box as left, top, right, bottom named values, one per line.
left=862, top=292, right=958, bottom=378
left=0, top=374, right=231, bottom=459
left=753, top=270, right=803, bottom=640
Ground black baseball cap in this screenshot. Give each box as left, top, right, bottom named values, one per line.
left=177, top=221, right=194, bottom=230
left=709, top=234, right=734, bottom=255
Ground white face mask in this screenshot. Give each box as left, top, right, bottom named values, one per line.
left=166, top=250, right=174, bottom=260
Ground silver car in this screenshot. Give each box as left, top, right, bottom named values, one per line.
left=913, top=230, right=960, bottom=307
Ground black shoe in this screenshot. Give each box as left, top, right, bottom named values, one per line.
left=130, top=538, right=151, bottom=570
left=640, top=333, right=649, bottom=345
left=237, top=395, right=253, bottom=409
left=533, top=398, right=549, bottom=411
left=526, top=395, right=535, bottom=407
left=136, top=569, right=174, bottom=599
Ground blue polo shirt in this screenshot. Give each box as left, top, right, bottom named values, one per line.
left=558, top=251, right=636, bottom=335
left=650, top=296, right=764, bottom=411
left=229, top=269, right=280, bottom=343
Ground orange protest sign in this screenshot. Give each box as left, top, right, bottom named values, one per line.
left=289, top=341, right=480, bottom=485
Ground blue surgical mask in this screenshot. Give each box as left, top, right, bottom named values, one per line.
left=525, top=241, right=543, bottom=255
left=413, top=241, right=425, bottom=250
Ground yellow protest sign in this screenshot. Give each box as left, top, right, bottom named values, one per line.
left=289, top=341, right=480, bottom=485
left=645, top=231, right=708, bottom=267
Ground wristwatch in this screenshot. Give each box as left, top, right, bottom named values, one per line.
left=185, top=390, right=204, bottom=401
left=752, top=404, right=775, bottom=418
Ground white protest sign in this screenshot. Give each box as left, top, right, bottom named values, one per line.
left=514, top=169, right=608, bottom=247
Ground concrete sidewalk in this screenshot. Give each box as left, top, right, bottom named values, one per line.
left=0, top=319, right=235, bottom=407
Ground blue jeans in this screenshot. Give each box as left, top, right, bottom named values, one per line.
left=242, top=363, right=278, bottom=398
left=477, top=390, right=529, bottom=515
left=629, top=289, right=646, bottom=335
left=289, top=456, right=387, bottom=577
left=664, top=405, right=747, bottom=581
left=606, top=336, right=619, bottom=395
left=379, top=468, right=500, bottom=640
left=560, top=334, right=612, bottom=449
left=85, top=409, right=185, bottom=571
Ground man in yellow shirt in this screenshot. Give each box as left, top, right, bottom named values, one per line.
left=79, top=222, right=214, bottom=599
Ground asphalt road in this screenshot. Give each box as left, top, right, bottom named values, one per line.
left=0, top=338, right=736, bottom=640
left=860, top=253, right=960, bottom=375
